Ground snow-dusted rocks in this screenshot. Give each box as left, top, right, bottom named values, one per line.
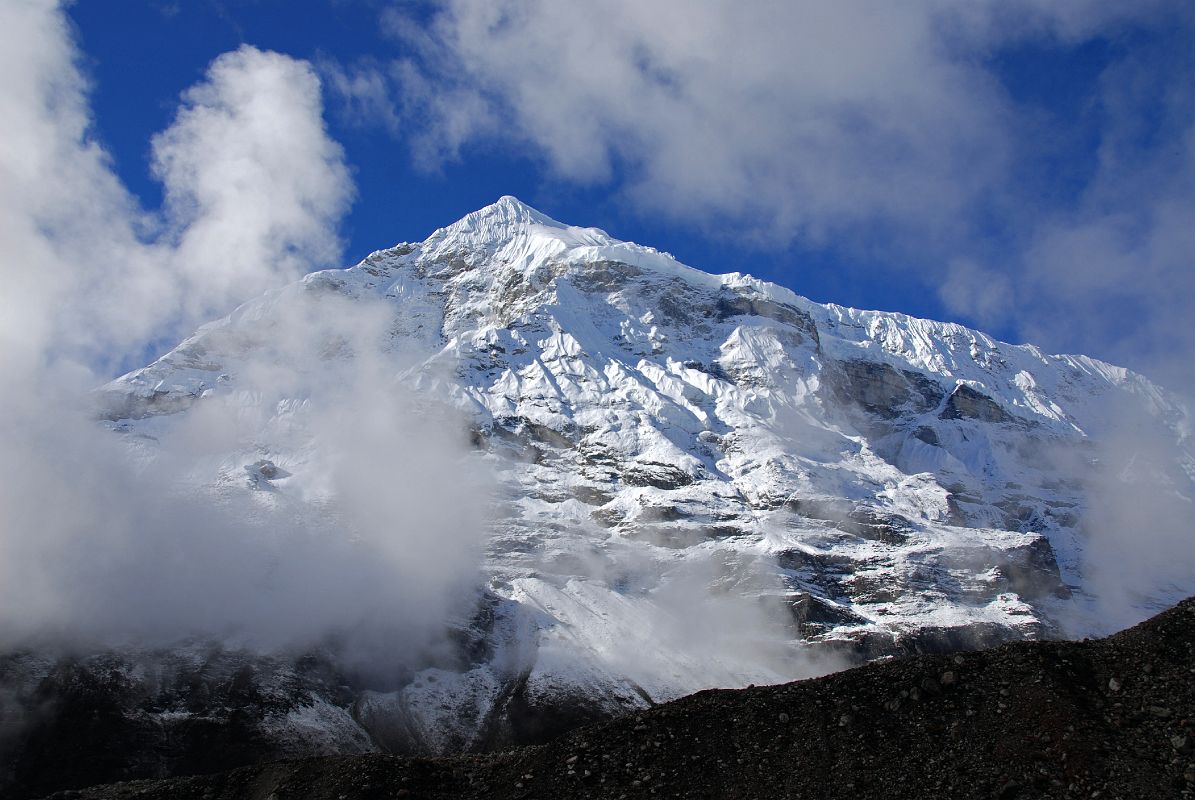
left=93, top=196, right=1194, bottom=753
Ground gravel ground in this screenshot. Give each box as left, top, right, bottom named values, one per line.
left=42, top=597, right=1195, bottom=799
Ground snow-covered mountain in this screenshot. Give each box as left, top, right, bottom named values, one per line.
left=79, top=196, right=1194, bottom=755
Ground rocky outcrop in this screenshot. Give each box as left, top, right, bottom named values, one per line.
left=45, top=596, right=1195, bottom=800
left=940, top=383, right=1012, bottom=423
left=714, top=290, right=819, bottom=342
left=824, top=360, right=945, bottom=419
left=0, top=648, right=370, bottom=799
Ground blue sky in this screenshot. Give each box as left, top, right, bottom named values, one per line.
left=36, top=2, right=1195, bottom=391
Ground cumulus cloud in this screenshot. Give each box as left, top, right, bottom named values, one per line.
left=0, top=0, right=153, bottom=379
left=153, top=46, right=355, bottom=325
left=0, top=1, right=481, bottom=661
left=1, top=5, right=352, bottom=379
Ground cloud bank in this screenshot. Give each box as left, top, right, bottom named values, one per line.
left=0, top=1, right=480, bottom=661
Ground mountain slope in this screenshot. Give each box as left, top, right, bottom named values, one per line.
left=24, top=196, right=1189, bottom=765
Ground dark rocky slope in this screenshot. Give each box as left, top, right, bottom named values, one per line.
left=39, top=596, right=1195, bottom=800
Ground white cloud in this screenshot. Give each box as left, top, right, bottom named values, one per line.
left=320, top=57, right=403, bottom=135
left=938, top=258, right=1015, bottom=328
left=381, top=1, right=1173, bottom=243
left=0, top=3, right=352, bottom=381
left=153, top=45, right=355, bottom=326
left=0, top=2, right=483, bottom=658
left=1015, top=30, right=1195, bottom=391
left=389, top=1, right=1011, bottom=244
left=0, top=0, right=157, bottom=378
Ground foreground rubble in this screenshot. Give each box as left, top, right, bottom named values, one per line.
left=41, top=596, right=1195, bottom=800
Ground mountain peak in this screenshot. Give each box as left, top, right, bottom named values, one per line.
left=442, top=195, right=563, bottom=238
left=426, top=196, right=616, bottom=258
left=492, top=195, right=554, bottom=221
left=94, top=197, right=1195, bottom=769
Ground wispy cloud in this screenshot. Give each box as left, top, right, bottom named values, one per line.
left=319, top=56, right=403, bottom=135
left=383, top=1, right=1010, bottom=243
left=353, top=0, right=1194, bottom=391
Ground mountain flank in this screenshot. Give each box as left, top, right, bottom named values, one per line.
left=4, top=197, right=1193, bottom=796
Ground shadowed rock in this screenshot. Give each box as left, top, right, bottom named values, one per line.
left=940, top=383, right=1012, bottom=423
left=41, top=597, right=1195, bottom=800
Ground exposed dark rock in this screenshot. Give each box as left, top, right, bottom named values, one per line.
left=655, top=292, right=693, bottom=326
left=943, top=492, right=976, bottom=526
left=570, top=260, right=642, bottom=293
left=775, top=549, right=855, bottom=600
left=698, top=524, right=752, bottom=539
left=994, top=496, right=1042, bottom=531
left=619, top=463, right=695, bottom=490
left=475, top=419, right=573, bottom=462
left=589, top=508, right=623, bottom=528
left=621, top=524, right=711, bottom=549
left=713, top=292, right=819, bottom=342
left=786, top=592, right=868, bottom=635
left=480, top=672, right=647, bottom=753
left=1001, top=537, right=1070, bottom=600
left=0, top=648, right=366, bottom=799
left=635, top=504, right=687, bottom=523
left=838, top=508, right=913, bottom=545
left=895, top=623, right=1030, bottom=656
left=940, top=383, right=1012, bottom=423
left=96, top=387, right=205, bottom=422
left=302, top=273, right=347, bottom=294
left=47, top=597, right=1195, bottom=800
left=938, top=536, right=1067, bottom=601
left=785, top=500, right=913, bottom=545
left=245, top=460, right=290, bottom=487
left=421, top=249, right=476, bottom=279
left=680, top=360, right=733, bottom=382
left=784, top=497, right=848, bottom=519
left=912, top=425, right=940, bottom=446
left=825, top=360, right=945, bottom=419
left=571, top=486, right=613, bottom=506
left=522, top=422, right=574, bottom=450
left=775, top=548, right=857, bottom=576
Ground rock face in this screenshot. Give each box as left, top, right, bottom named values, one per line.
left=5, top=197, right=1193, bottom=791
left=0, top=647, right=373, bottom=799
left=37, top=596, right=1195, bottom=800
